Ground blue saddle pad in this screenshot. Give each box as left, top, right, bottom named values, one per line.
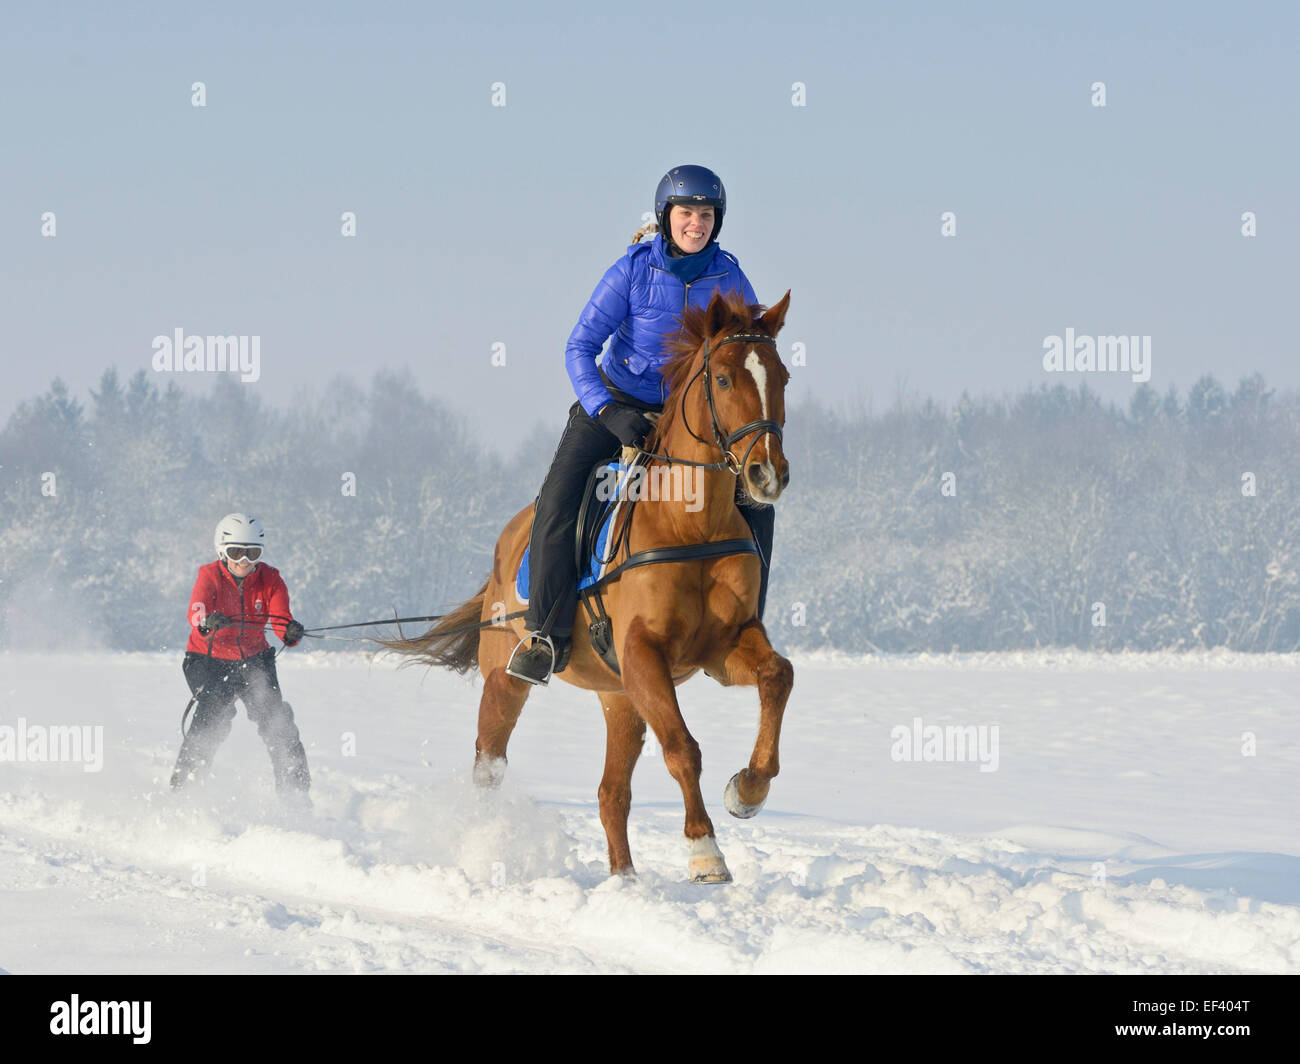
left=516, top=461, right=632, bottom=603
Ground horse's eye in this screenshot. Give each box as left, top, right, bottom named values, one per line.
left=715, top=375, right=729, bottom=389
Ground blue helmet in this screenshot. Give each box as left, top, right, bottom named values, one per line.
left=655, top=165, right=726, bottom=246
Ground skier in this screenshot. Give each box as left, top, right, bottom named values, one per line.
left=171, top=512, right=311, bottom=802
left=507, top=164, right=776, bottom=686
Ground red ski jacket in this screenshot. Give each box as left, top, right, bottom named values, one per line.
left=185, top=560, right=295, bottom=660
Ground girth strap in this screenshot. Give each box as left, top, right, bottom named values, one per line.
left=589, top=537, right=759, bottom=591
left=578, top=535, right=761, bottom=676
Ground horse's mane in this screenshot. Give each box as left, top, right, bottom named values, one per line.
left=648, top=291, right=782, bottom=450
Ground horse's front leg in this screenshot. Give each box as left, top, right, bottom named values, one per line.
left=620, top=617, right=730, bottom=883
left=711, top=622, right=794, bottom=818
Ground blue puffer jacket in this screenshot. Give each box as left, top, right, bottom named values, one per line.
left=566, top=233, right=757, bottom=415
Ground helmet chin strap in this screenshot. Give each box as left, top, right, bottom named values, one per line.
left=665, top=236, right=716, bottom=257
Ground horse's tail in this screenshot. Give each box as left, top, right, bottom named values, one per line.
left=376, top=577, right=489, bottom=674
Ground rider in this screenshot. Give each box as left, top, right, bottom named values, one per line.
left=171, top=512, right=311, bottom=801
left=507, top=164, right=776, bottom=686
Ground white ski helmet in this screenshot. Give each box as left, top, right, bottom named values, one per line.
left=213, top=512, right=267, bottom=561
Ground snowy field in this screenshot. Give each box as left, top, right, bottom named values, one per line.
left=1, top=648, right=1297, bottom=974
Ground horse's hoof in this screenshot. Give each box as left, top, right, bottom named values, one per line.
left=472, top=756, right=506, bottom=789
left=688, top=835, right=732, bottom=884
left=724, top=772, right=765, bottom=819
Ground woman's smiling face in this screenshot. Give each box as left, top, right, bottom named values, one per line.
left=226, top=556, right=256, bottom=577
left=669, top=204, right=715, bottom=253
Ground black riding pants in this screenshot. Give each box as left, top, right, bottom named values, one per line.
left=173, top=647, right=310, bottom=794
left=525, top=400, right=775, bottom=638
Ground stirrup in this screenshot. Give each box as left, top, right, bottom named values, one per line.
left=506, top=631, right=557, bottom=686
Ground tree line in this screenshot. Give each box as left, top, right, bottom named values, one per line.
left=1, top=368, right=1296, bottom=654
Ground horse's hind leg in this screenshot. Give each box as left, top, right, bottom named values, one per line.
left=597, top=692, right=646, bottom=876
left=712, top=622, right=794, bottom=817
left=473, top=666, right=532, bottom=787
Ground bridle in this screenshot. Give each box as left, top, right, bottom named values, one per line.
left=640, top=331, right=784, bottom=476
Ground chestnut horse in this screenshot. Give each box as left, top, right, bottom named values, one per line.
left=383, top=289, right=794, bottom=882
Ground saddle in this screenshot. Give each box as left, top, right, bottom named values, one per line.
left=513, top=458, right=640, bottom=607
left=515, top=452, right=762, bottom=676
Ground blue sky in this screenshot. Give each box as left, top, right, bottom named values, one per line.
left=2, top=0, right=1296, bottom=450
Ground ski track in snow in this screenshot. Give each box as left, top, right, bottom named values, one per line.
left=1, top=650, right=1298, bottom=974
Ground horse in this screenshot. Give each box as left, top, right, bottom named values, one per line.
left=382, top=288, right=794, bottom=883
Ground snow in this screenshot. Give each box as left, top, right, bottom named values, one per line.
left=1, top=649, right=1297, bottom=973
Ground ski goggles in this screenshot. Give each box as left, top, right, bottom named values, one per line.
left=223, top=546, right=262, bottom=562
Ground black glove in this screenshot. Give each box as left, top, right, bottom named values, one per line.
left=198, top=611, right=230, bottom=635
left=283, top=619, right=305, bottom=647
left=597, top=403, right=653, bottom=448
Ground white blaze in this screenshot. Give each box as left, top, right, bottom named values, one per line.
left=744, top=351, right=769, bottom=421
left=743, top=350, right=779, bottom=498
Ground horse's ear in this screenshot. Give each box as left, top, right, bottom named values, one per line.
left=705, top=289, right=731, bottom=338
left=758, top=290, right=791, bottom=336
